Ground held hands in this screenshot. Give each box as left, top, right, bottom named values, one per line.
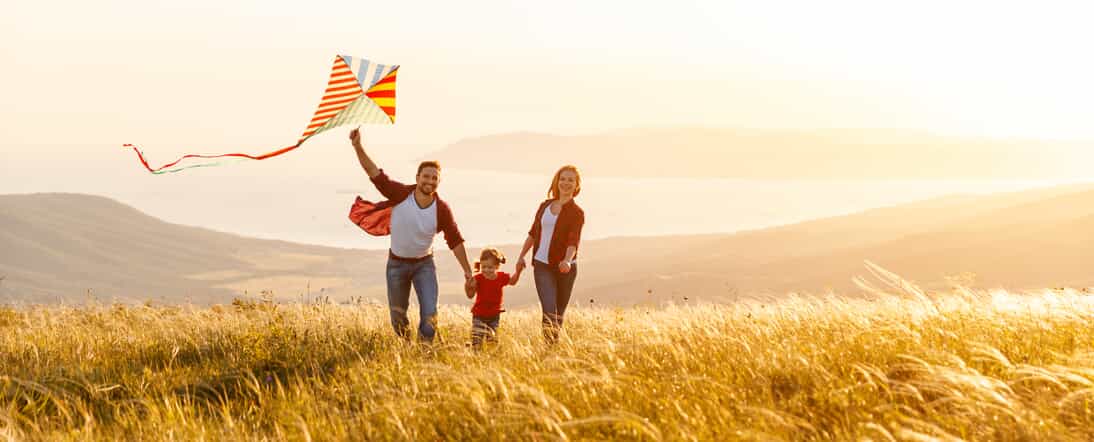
left=509, top=258, right=526, bottom=286
left=464, top=275, right=477, bottom=299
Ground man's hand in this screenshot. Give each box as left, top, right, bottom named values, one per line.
left=349, top=127, right=363, bottom=148
left=464, top=277, right=477, bottom=299
left=515, top=258, right=527, bottom=274
left=559, top=260, right=572, bottom=274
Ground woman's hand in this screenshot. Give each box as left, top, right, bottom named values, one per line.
left=559, top=260, right=572, bottom=274
left=515, top=258, right=527, bottom=274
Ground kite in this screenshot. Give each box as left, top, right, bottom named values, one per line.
left=125, top=55, right=398, bottom=174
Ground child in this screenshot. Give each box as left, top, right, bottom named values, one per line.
left=465, top=247, right=522, bottom=349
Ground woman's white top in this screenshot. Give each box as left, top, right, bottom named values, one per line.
left=533, top=205, right=558, bottom=264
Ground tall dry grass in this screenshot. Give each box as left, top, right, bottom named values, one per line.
left=3, top=282, right=1094, bottom=440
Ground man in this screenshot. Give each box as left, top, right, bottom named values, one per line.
left=347, top=128, right=473, bottom=342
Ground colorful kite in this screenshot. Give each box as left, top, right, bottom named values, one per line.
left=126, top=55, right=398, bottom=174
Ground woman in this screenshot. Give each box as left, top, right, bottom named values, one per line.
left=516, top=165, right=585, bottom=344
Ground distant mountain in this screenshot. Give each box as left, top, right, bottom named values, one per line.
left=426, top=127, right=1094, bottom=179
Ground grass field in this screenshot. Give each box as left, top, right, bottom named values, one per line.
left=4, top=280, right=1094, bottom=440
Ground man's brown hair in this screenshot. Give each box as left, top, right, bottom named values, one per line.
left=417, top=161, right=441, bottom=175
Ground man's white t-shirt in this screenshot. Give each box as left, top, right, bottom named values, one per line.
left=389, top=193, right=437, bottom=258
left=533, top=206, right=558, bottom=264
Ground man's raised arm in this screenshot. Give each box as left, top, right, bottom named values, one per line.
left=349, top=128, right=380, bottom=179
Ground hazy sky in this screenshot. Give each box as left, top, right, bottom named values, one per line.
left=4, top=0, right=1094, bottom=165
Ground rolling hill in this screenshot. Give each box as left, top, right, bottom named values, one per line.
left=575, top=183, right=1094, bottom=302
left=3, top=184, right=1094, bottom=306
left=0, top=193, right=387, bottom=304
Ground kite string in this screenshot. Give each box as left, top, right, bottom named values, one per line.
left=124, top=143, right=302, bottom=174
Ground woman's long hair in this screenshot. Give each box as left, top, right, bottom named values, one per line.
left=548, top=165, right=582, bottom=199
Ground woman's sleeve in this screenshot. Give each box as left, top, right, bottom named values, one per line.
left=527, top=202, right=544, bottom=238
left=566, top=208, right=584, bottom=249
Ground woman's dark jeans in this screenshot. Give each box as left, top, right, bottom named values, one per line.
left=533, top=260, right=577, bottom=344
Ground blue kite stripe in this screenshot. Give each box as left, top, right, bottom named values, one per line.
left=357, top=59, right=370, bottom=87
left=371, top=64, right=386, bottom=87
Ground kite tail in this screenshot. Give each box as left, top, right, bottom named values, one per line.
left=125, top=144, right=302, bottom=174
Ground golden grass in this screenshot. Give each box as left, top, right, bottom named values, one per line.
left=3, top=286, right=1094, bottom=441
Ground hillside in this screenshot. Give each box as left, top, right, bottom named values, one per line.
left=0, top=193, right=387, bottom=304
left=576, top=183, right=1094, bottom=301
left=427, top=127, right=1094, bottom=179
left=4, top=184, right=1094, bottom=306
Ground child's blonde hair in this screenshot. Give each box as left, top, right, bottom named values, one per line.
left=473, top=247, right=507, bottom=272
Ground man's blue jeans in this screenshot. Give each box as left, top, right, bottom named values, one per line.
left=386, top=256, right=439, bottom=342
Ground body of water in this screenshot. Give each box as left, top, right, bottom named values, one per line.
left=1, top=150, right=1080, bottom=249
left=76, top=171, right=1085, bottom=249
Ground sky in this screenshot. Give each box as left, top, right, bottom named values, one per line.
left=2, top=0, right=1094, bottom=249
left=4, top=0, right=1094, bottom=165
